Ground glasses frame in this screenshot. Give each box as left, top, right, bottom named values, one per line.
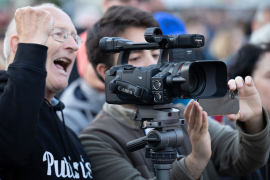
left=51, top=27, right=82, bottom=48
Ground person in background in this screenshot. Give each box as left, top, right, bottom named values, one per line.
left=102, top=0, right=152, bottom=13
left=249, top=22, right=270, bottom=45
left=209, top=25, right=245, bottom=63
left=223, top=43, right=270, bottom=180
left=251, top=2, right=270, bottom=32
left=228, top=44, right=270, bottom=117
left=80, top=6, right=270, bottom=180
left=249, top=2, right=270, bottom=45
left=0, top=3, right=92, bottom=179
left=59, top=0, right=161, bottom=135
left=77, top=0, right=155, bottom=79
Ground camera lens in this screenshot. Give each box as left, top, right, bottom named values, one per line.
left=229, top=89, right=238, bottom=101
left=189, top=64, right=206, bottom=96
left=153, top=80, right=161, bottom=90
left=189, top=68, right=198, bottom=92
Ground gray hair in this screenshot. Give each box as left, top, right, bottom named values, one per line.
left=253, top=2, right=270, bottom=24
left=250, top=22, right=270, bottom=45
left=3, top=3, right=63, bottom=69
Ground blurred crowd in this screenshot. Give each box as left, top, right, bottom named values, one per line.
left=0, top=0, right=269, bottom=69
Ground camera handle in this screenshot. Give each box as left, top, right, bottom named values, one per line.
left=116, top=35, right=172, bottom=65
left=157, top=49, right=170, bottom=64
left=117, top=50, right=131, bottom=65
left=127, top=104, right=184, bottom=180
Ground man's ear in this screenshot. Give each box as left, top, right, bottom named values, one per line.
left=9, top=35, right=19, bottom=55
left=96, top=63, right=110, bottom=81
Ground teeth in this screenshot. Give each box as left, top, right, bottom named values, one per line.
left=55, top=58, right=70, bottom=63
left=60, top=69, right=66, bottom=73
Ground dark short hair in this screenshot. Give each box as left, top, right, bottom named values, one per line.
left=228, top=43, right=270, bottom=79
left=86, top=6, right=159, bottom=81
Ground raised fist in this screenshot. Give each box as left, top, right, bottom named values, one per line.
left=15, top=7, right=54, bottom=45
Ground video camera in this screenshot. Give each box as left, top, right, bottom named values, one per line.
left=100, top=27, right=228, bottom=180
left=100, top=27, right=227, bottom=104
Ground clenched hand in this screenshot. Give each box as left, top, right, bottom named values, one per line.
left=15, top=6, right=54, bottom=45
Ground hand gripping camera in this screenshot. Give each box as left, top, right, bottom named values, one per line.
left=100, top=27, right=227, bottom=105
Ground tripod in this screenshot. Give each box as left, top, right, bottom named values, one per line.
left=127, top=104, right=185, bottom=180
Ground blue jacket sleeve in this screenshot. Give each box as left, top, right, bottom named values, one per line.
left=0, top=43, right=47, bottom=169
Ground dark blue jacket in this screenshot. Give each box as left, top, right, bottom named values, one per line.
left=0, top=43, right=92, bottom=180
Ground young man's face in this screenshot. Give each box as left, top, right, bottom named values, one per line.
left=112, top=26, right=160, bottom=109
left=42, top=7, right=78, bottom=95
left=113, top=27, right=160, bottom=67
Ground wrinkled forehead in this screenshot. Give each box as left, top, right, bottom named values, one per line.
left=39, top=7, right=77, bottom=34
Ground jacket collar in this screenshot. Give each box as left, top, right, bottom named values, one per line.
left=0, top=70, right=8, bottom=94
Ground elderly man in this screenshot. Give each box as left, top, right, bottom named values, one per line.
left=0, top=3, right=92, bottom=179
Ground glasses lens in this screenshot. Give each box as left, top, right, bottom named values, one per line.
left=53, top=28, right=67, bottom=42
left=75, top=35, right=82, bottom=48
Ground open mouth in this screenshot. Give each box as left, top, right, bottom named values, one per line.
left=54, top=58, right=71, bottom=73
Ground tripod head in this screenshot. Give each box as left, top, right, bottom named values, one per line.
left=126, top=104, right=185, bottom=180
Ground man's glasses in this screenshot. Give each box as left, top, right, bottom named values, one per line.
left=51, top=27, right=82, bottom=48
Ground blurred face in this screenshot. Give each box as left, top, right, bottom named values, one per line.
left=113, top=27, right=160, bottom=67
left=42, top=7, right=78, bottom=97
left=113, top=26, right=159, bottom=110
left=104, top=0, right=151, bottom=12
left=252, top=52, right=270, bottom=114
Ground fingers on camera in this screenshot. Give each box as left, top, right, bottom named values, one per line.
left=228, top=76, right=244, bottom=90
left=245, top=76, right=254, bottom=86
left=228, top=76, right=254, bottom=91
left=228, top=79, right=237, bottom=91
left=235, top=76, right=245, bottom=89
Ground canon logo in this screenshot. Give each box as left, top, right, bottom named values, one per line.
left=118, top=86, right=133, bottom=95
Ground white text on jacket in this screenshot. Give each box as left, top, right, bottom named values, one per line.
left=43, top=151, right=92, bottom=179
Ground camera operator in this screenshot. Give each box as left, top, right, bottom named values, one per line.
left=0, top=4, right=92, bottom=179
left=80, top=6, right=270, bottom=180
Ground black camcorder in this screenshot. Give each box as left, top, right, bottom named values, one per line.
left=100, top=27, right=227, bottom=104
